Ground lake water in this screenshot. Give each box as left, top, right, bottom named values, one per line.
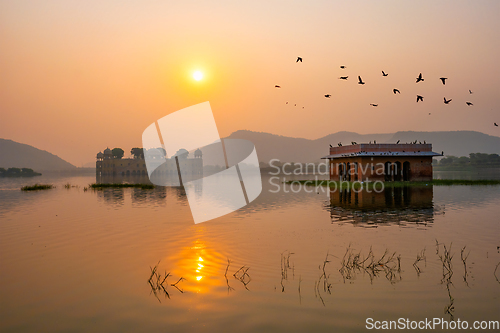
left=0, top=171, right=499, bottom=332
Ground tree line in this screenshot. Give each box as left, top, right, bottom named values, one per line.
left=110, top=148, right=165, bottom=159
left=437, top=153, right=500, bottom=167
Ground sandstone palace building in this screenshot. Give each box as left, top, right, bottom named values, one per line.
left=323, top=143, right=442, bottom=182
left=96, top=147, right=203, bottom=179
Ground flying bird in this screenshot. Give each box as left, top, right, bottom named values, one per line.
left=495, top=123, right=498, bottom=127
left=444, top=97, right=452, bottom=104
left=469, top=90, right=473, bottom=94
left=275, top=85, right=281, bottom=88
left=296, top=57, right=302, bottom=62
left=393, top=89, right=400, bottom=94
left=340, top=65, right=346, bottom=69
left=339, top=76, right=348, bottom=80
left=370, top=104, right=378, bottom=107
left=382, top=71, right=388, bottom=77
left=466, top=102, right=473, bottom=106
left=324, top=94, right=331, bottom=98
left=330, top=144, right=333, bottom=148
left=440, top=77, right=447, bottom=85
left=358, top=76, right=365, bottom=85
left=286, top=101, right=288, bottom=104
left=416, top=73, right=424, bottom=83
left=416, top=95, right=424, bottom=102
left=396, top=140, right=400, bottom=144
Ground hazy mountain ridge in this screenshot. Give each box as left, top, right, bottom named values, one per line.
left=2, top=130, right=500, bottom=171
left=225, top=130, right=500, bottom=164
left=0, top=138, right=76, bottom=171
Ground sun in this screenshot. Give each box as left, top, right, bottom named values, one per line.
left=193, top=70, right=203, bottom=81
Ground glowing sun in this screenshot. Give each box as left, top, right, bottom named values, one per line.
left=193, top=70, right=203, bottom=81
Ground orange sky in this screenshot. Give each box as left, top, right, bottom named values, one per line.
left=1, top=1, right=499, bottom=166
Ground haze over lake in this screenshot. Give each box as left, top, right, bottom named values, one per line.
left=1, top=1, right=500, bottom=332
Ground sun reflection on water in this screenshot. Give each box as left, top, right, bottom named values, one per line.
left=171, top=238, right=225, bottom=294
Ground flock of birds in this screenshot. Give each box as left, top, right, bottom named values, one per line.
left=274, top=56, right=498, bottom=127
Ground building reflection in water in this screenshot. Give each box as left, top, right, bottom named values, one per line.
left=327, top=186, right=443, bottom=227
left=95, top=174, right=200, bottom=206
left=96, top=188, right=125, bottom=206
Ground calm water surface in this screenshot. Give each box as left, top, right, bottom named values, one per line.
left=0, top=172, right=499, bottom=332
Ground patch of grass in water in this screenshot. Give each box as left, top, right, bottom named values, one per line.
left=90, top=183, right=155, bottom=190
left=21, top=184, right=54, bottom=191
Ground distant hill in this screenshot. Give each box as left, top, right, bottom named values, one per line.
left=387, top=131, right=500, bottom=157
left=0, top=139, right=76, bottom=171
left=222, top=130, right=500, bottom=164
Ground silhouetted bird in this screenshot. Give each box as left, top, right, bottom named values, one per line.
left=382, top=71, right=388, bottom=76
left=358, top=76, right=365, bottom=85
left=286, top=102, right=288, bottom=104
left=330, top=144, right=333, bottom=148
left=296, top=57, right=302, bottom=62
left=275, top=85, right=281, bottom=88
left=416, top=73, right=424, bottom=83
left=294, top=104, right=297, bottom=106
left=440, top=77, right=447, bottom=85
left=340, top=65, right=346, bottom=69
left=324, top=94, right=331, bottom=98
left=444, top=97, right=452, bottom=104
left=495, top=123, right=498, bottom=127
left=469, top=90, right=473, bottom=94
left=429, top=113, right=431, bottom=115
left=416, top=95, right=424, bottom=102
left=370, top=103, right=378, bottom=107
left=466, top=102, right=473, bottom=106
left=396, top=140, right=400, bottom=144
left=339, top=76, right=348, bottom=80
left=393, top=89, right=400, bottom=94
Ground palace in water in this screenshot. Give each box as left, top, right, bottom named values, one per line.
left=96, top=147, right=203, bottom=178
left=323, top=143, right=442, bottom=182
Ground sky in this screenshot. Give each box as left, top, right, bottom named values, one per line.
left=1, top=0, right=499, bottom=166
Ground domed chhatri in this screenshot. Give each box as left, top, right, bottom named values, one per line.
left=103, top=147, right=113, bottom=159
left=194, top=148, right=202, bottom=159
left=96, top=152, right=104, bottom=160
left=173, top=148, right=189, bottom=159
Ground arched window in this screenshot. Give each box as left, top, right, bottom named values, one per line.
left=384, top=161, right=392, bottom=181
left=394, top=161, right=402, bottom=181
left=403, top=161, right=411, bottom=181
